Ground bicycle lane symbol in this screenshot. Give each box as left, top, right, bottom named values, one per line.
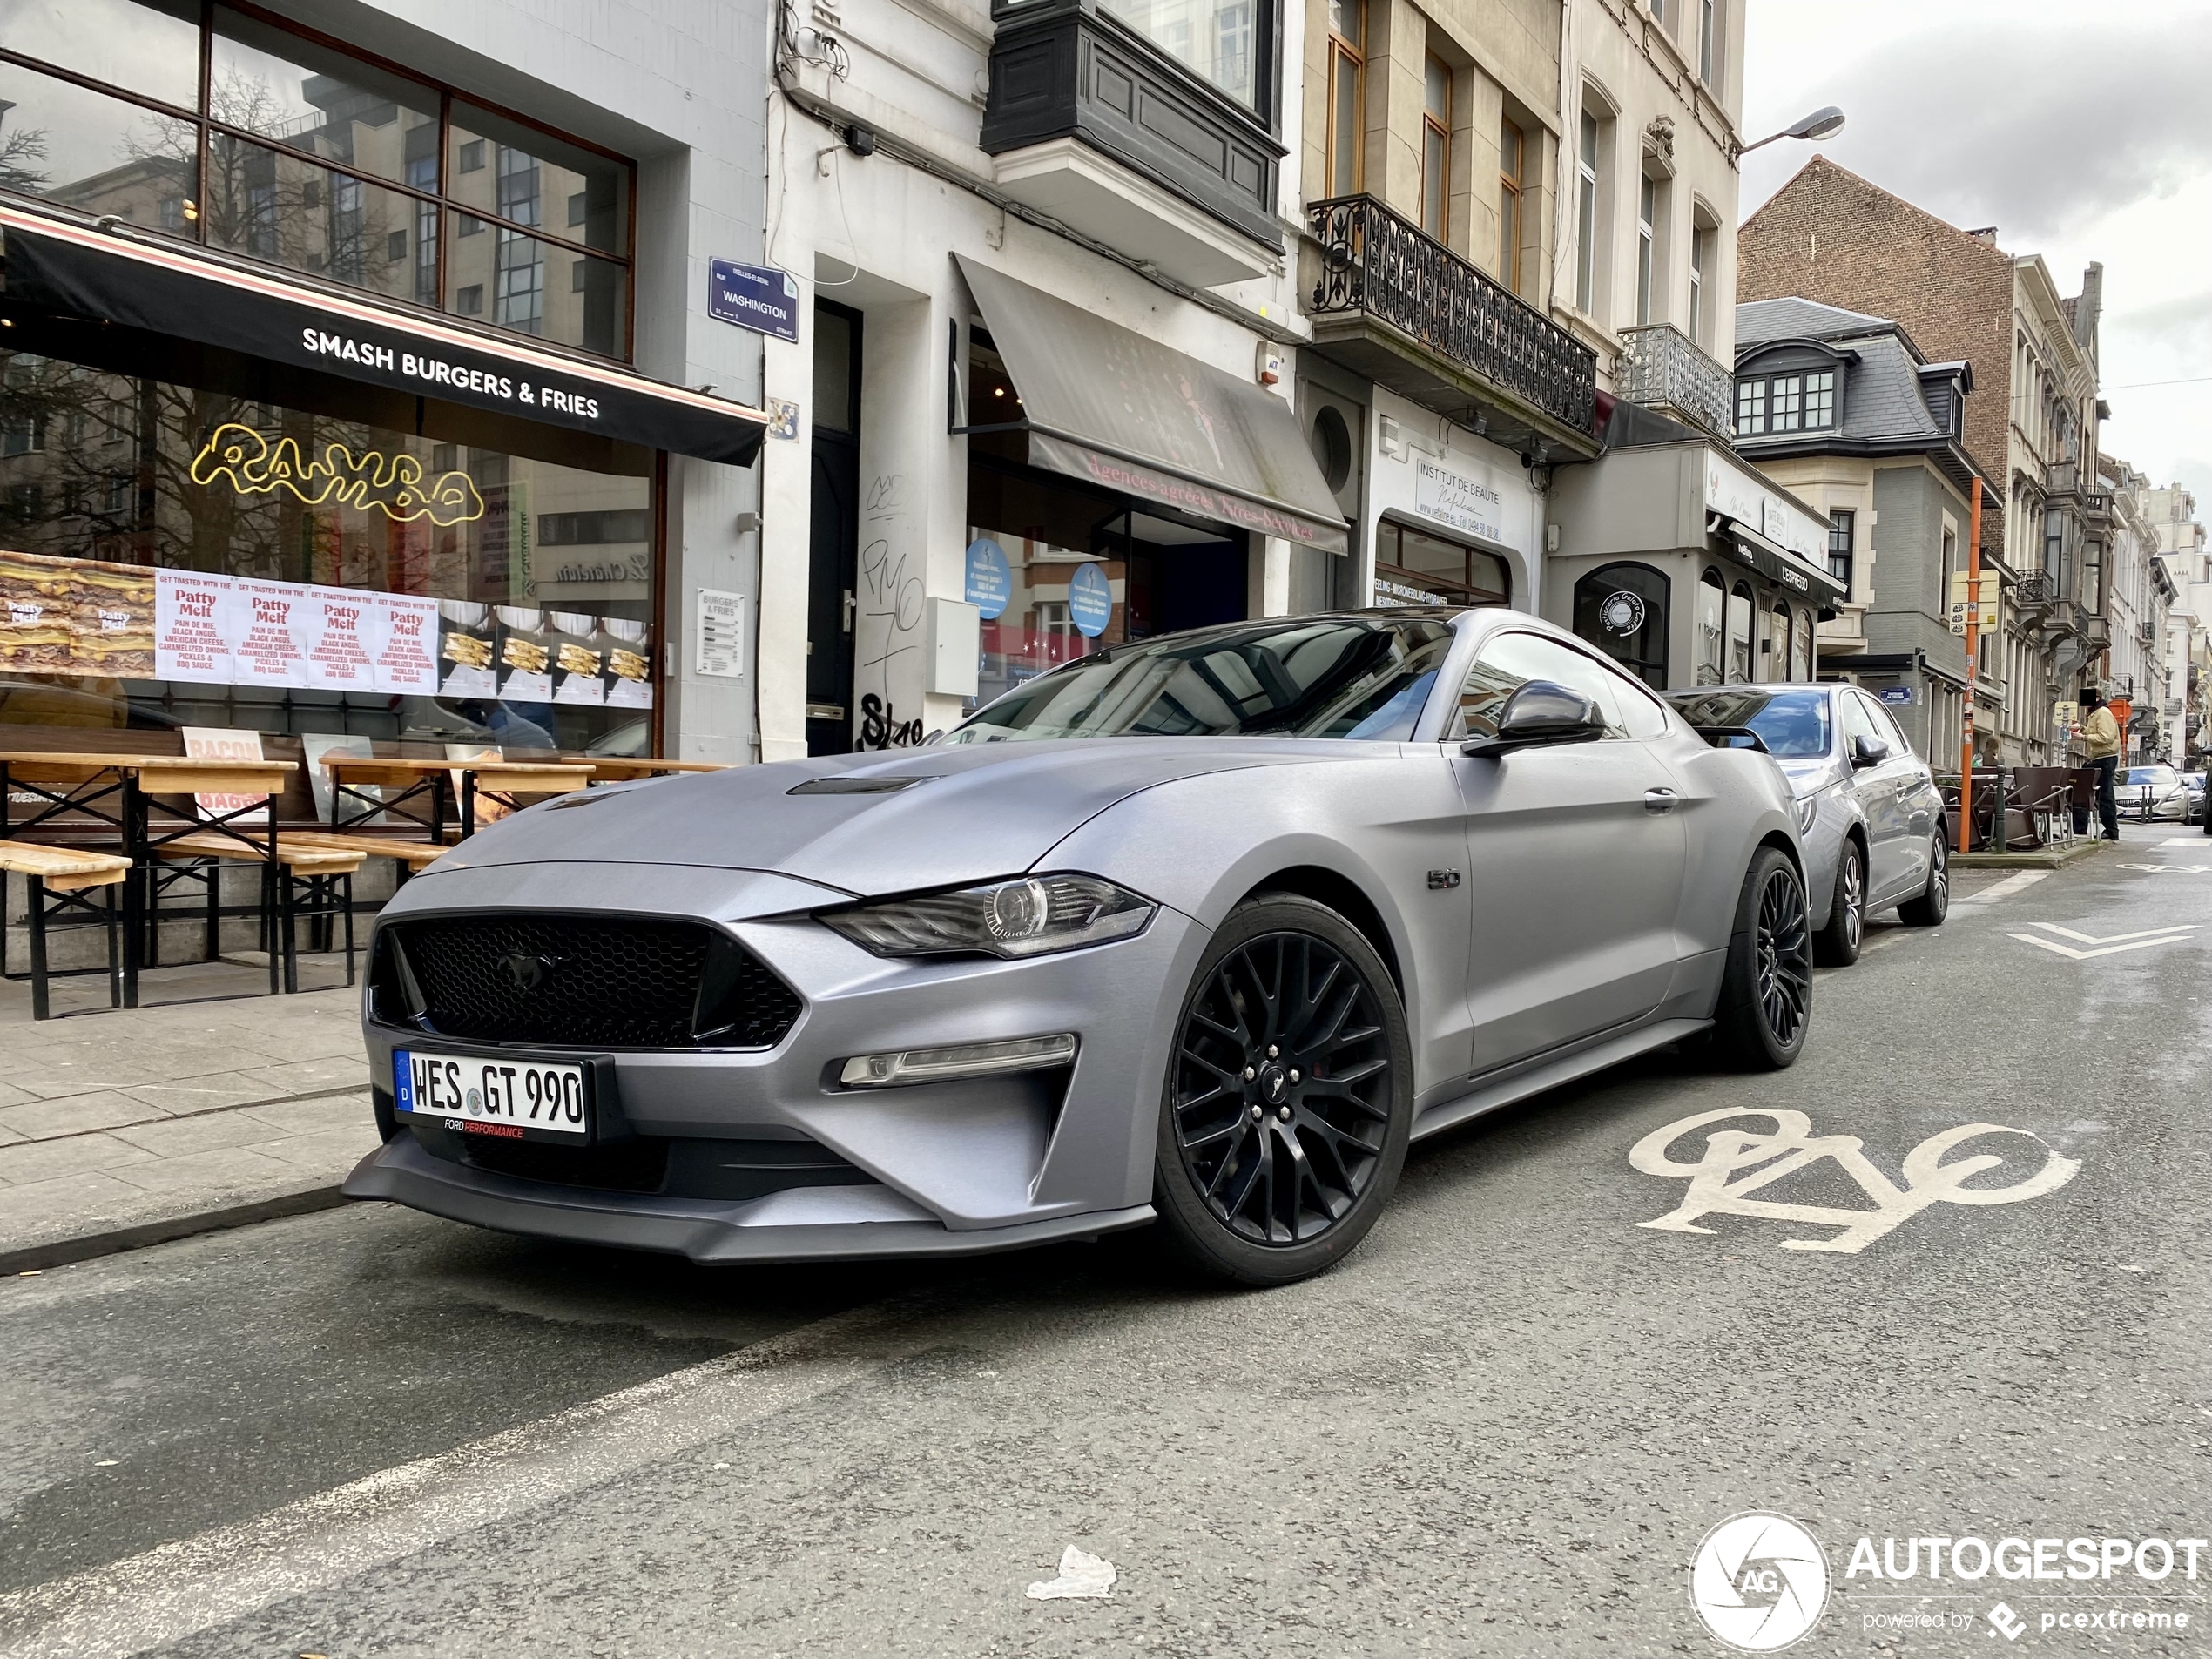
left=1629, top=1109, right=2081, bottom=1253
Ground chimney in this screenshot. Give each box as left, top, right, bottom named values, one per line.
left=1966, top=226, right=2000, bottom=244
left=2074, top=261, right=2103, bottom=351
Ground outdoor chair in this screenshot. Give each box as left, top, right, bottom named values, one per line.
left=0, top=840, right=134, bottom=1019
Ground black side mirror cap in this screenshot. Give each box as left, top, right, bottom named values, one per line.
left=1461, top=679, right=1608, bottom=759
left=1850, top=734, right=1890, bottom=769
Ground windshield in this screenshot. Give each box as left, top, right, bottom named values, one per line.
left=1662, top=688, right=1832, bottom=759
left=2125, top=768, right=2176, bottom=786
left=946, top=616, right=1458, bottom=744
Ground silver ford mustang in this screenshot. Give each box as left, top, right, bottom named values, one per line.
left=345, top=608, right=1809, bottom=1284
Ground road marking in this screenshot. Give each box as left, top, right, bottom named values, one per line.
left=2114, top=863, right=2212, bottom=873
left=2006, top=921, right=2200, bottom=960
left=1951, top=870, right=2050, bottom=905
left=2160, top=838, right=2209, bottom=847
left=1629, top=1109, right=2080, bottom=1254
left=0, top=1298, right=929, bottom=1659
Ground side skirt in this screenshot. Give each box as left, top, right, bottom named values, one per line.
left=1409, top=1017, right=1711, bottom=1143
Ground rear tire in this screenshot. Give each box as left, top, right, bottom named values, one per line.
left=1812, top=840, right=1864, bottom=967
left=1898, top=829, right=1950, bottom=927
left=1153, top=895, right=1413, bottom=1286
left=1710, top=846, right=1812, bottom=1071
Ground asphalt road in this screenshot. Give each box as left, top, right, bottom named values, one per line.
left=3, top=823, right=2209, bottom=1659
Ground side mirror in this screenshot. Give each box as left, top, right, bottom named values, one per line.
left=1461, top=679, right=1608, bottom=759
left=1850, top=733, right=1891, bottom=769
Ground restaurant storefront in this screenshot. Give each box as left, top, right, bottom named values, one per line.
left=1544, top=437, right=1844, bottom=691
left=0, top=2, right=767, bottom=802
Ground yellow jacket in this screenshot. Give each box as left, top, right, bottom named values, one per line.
left=2081, top=706, right=2121, bottom=760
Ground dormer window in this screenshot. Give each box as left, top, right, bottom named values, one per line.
left=1736, top=368, right=1836, bottom=435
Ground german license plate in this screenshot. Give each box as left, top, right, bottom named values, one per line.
left=395, top=1049, right=590, bottom=1140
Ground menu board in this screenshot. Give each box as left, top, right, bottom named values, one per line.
left=1, top=549, right=631, bottom=705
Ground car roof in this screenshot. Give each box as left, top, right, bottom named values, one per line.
left=1660, top=683, right=1835, bottom=700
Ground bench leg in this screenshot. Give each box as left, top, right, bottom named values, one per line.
left=28, top=874, right=50, bottom=1022
left=105, top=880, right=123, bottom=1010
left=341, top=873, right=356, bottom=988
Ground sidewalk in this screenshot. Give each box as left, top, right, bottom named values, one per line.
left=0, top=961, right=376, bottom=1272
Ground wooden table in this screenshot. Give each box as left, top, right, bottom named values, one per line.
left=319, top=755, right=456, bottom=840
left=574, top=758, right=729, bottom=784
left=0, top=752, right=299, bottom=1003
left=455, top=760, right=594, bottom=834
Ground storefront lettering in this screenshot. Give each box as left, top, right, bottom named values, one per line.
left=298, top=327, right=603, bottom=421
left=191, top=424, right=486, bottom=526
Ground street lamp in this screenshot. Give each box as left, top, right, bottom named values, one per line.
left=1740, top=105, right=1846, bottom=155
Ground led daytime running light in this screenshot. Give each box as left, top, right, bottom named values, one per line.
left=840, top=1033, right=1079, bottom=1087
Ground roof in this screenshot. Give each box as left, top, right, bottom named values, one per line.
left=1734, top=300, right=1950, bottom=446
left=1735, top=296, right=1896, bottom=349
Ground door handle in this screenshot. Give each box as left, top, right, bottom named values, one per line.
left=1643, top=787, right=1680, bottom=814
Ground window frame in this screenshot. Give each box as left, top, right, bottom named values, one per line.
left=1575, top=109, right=1601, bottom=314
left=1635, top=172, right=1656, bottom=326
left=0, top=0, right=639, bottom=361
left=1828, top=509, right=1854, bottom=594
left=1734, top=368, right=1838, bottom=435
left=1325, top=0, right=1366, bottom=198
left=1697, top=0, right=1716, bottom=84
left=1420, top=51, right=1452, bottom=242
left=1498, top=113, right=1524, bottom=292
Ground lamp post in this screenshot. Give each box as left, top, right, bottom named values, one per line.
left=1739, top=105, right=1846, bottom=156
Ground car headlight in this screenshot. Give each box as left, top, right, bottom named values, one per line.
left=1794, top=792, right=1822, bottom=833
left=818, top=873, right=1155, bottom=959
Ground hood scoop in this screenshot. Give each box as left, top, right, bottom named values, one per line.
left=786, top=775, right=937, bottom=795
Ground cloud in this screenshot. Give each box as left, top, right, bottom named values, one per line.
left=2105, top=292, right=2212, bottom=377
left=1743, top=10, right=2212, bottom=243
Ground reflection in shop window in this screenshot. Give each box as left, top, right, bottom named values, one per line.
left=1696, top=568, right=1725, bottom=685
left=1727, top=581, right=1754, bottom=683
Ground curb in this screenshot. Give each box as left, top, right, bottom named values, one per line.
left=0, top=1185, right=354, bottom=1277
left=1953, top=840, right=2111, bottom=870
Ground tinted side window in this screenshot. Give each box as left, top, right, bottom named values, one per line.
left=1455, top=631, right=1628, bottom=739
left=1868, top=698, right=1913, bottom=758
left=1603, top=663, right=1671, bottom=738
left=1840, top=692, right=1884, bottom=754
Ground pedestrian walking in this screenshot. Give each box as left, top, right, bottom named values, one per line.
left=2076, top=689, right=2121, bottom=840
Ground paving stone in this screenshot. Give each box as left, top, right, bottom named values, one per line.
left=102, top=1145, right=300, bottom=1197
left=0, top=1132, right=155, bottom=1187
left=0, top=1091, right=172, bottom=1143
left=110, top=1111, right=285, bottom=1161
left=255, top=1124, right=381, bottom=1172
left=0, top=1170, right=152, bottom=1232
left=238, top=1094, right=375, bottom=1136
left=234, top=1057, right=374, bottom=1096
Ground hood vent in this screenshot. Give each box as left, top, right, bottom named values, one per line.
left=787, top=776, right=936, bottom=795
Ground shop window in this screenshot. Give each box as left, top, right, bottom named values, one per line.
left=1372, top=520, right=1509, bottom=609
left=1572, top=562, right=1669, bottom=690
left=1765, top=601, right=1790, bottom=678
left=1726, top=580, right=1753, bottom=683
left=1696, top=567, right=1725, bottom=685
left=0, top=350, right=657, bottom=753
left=1791, top=606, right=1812, bottom=681
left=0, top=5, right=636, bottom=359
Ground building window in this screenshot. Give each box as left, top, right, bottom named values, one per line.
left=1575, top=110, right=1600, bottom=313
left=1635, top=173, right=1656, bottom=325
left=1697, top=567, right=1726, bottom=685
left=0, top=6, right=636, bottom=359
left=1829, top=509, right=1854, bottom=593
left=1688, top=223, right=1710, bottom=347
left=1100, top=0, right=1259, bottom=107
left=1727, top=580, right=1754, bottom=683
left=1420, top=54, right=1451, bottom=241
left=1498, top=116, right=1524, bottom=292
left=455, top=282, right=484, bottom=314
left=2044, top=505, right=2064, bottom=572
left=1735, top=369, right=1836, bottom=435
left=1574, top=562, right=1669, bottom=689
left=1941, top=528, right=1957, bottom=613
left=1698, top=0, right=1716, bottom=84
left=1372, top=519, right=1510, bottom=607
left=1326, top=0, right=1366, bottom=197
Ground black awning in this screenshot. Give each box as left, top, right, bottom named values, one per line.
left=1713, top=513, right=1847, bottom=606
left=0, top=204, right=767, bottom=468
left=957, top=257, right=1346, bottom=555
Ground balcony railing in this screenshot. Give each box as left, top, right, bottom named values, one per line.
left=1616, top=322, right=1735, bottom=441
left=1306, top=194, right=1596, bottom=437
left=2014, top=570, right=2058, bottom=608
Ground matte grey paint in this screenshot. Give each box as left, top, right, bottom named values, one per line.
left=351, top=609, right=1801, bottom=1263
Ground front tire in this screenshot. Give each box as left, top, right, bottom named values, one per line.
left=1154, top=895, right=1413, bottom=1285
left=1710, top=846, right=1812, bottom=1071
left=1898, top=829, right=1949, bottom=927
left=1813, top=839, right=1865, bottom=967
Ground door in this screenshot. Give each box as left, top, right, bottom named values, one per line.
left=806, top=301, right=861, bottom=755
left=1868, top=694, right=1937, bottom=888
left=1841, top=690, right=1916, bottom=900
left=1450, top=631, right=1689, bottom=1074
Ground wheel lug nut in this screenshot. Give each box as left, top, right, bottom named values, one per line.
left=1266, top=1045, right=1278, bottom=1058
left=1243, top=1066, right=1256, bottom=1081
left=1277, top=1104, right=1291, bottom=1122
left=1289, top=1069, right=1300, bottom=1083
left=1250, top=1104, right=1263, bottom=1121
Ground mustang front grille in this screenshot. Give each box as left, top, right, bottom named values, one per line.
left=375, top=914, right=802, bottom=1049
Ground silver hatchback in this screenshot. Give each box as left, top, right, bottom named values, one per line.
left=1664, top=684, right=1951, bottom=964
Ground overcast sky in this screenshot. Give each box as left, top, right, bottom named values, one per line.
left=1739, top=0, right=2212, bottom=511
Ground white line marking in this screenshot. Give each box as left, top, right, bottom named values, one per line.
left=0, top=1300, right=927, bottom=1659
left=2027, top=921, right=2200, bottom=946
left=1951, top=870, right=2051, bottom=904
left=2006, top=929, right=2198, bottom=961
left=2160, top=838, right=2209, bottom=847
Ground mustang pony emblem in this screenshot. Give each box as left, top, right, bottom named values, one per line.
left=498, top=951, right=559, bottom=995
left=190, top=423, right=486, bottom=525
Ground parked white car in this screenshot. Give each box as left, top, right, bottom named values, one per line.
left=2118, top=765, right=2189, bottom=821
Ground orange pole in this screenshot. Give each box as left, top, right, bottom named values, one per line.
left=1959, top=477, right=1983, bottom=853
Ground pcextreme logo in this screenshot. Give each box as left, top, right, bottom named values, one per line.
left=1689, top=1512, right=1831, bottom=1652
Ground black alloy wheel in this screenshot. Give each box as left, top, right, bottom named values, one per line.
left=1711, top=846, right=1812, bottom=1070
left=1156, top=895, right=1412, bottom=1284
left=1900, top=829, right=1950, bottom=927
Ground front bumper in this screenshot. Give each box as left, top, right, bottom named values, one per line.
left=350, top=860, right=1209, bottom=1258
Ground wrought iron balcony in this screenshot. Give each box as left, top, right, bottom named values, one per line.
left=1305, top=194, right=1598, bottom=457
left=1617, top=323, right=1735, bottom=441
left=2014, top=570, right=2058, bottom=608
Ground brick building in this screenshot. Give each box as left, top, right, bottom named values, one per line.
left=1737, top=157, right=2106, bottom=765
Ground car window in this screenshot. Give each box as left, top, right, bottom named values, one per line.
left=1603, top=663, right=1672, bottom=738
left=1453, top=631, right=1628, bottom=740
left=1868, top=699, right=1914, bottom=758
left=1662, top=687, right=1831, bottom=757
left=1839, top=692, right=1885, bottom=755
